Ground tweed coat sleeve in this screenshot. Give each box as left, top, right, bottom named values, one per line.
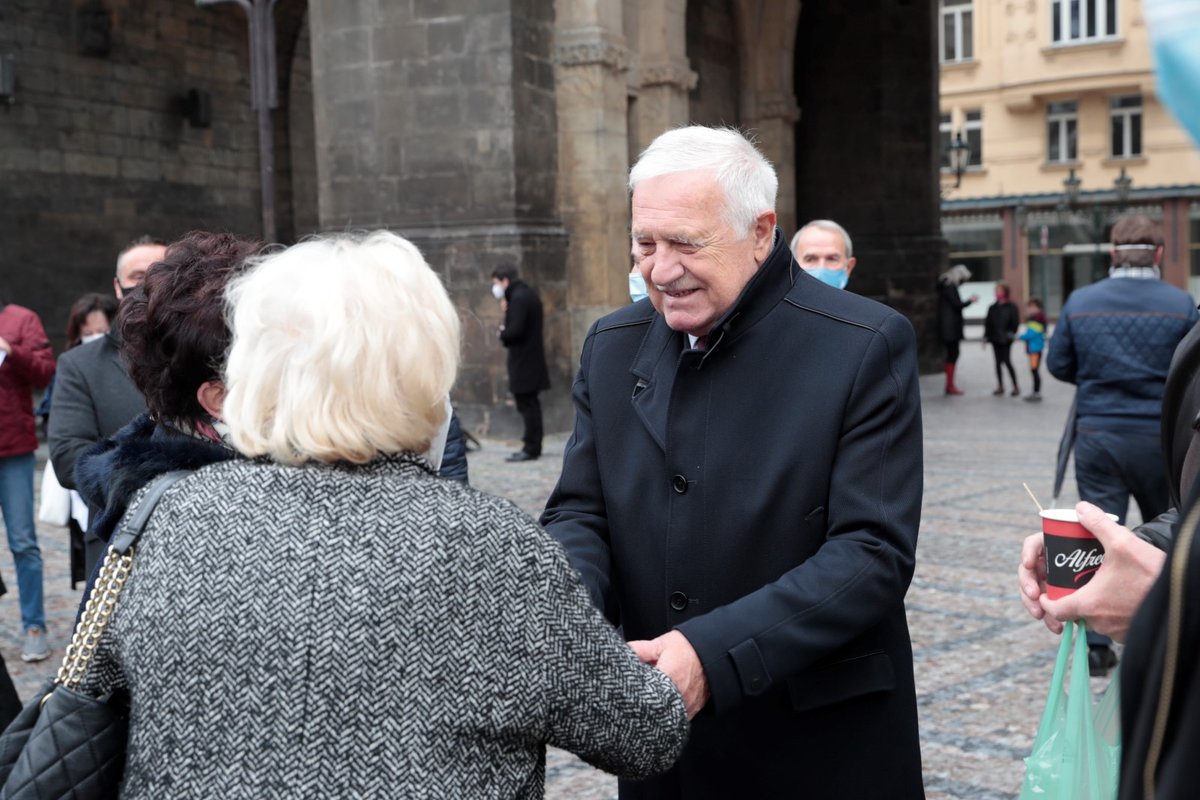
left=539, top=323, right=617, bottom=621
left=48, top=350, right=100, bottom=491
left=525, top=517, right=689, bottom=778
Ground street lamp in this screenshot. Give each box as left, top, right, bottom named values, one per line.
left=1063, top=167, right=1082, bottom=206
left=948, top=132, right=970, bottom=188
left=1114, top=166, right=1132, bottom=208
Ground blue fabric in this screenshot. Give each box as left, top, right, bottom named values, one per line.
left=0, top=452, right=44, bottom=631
left=438, top=411, right=470, bottom=484
left=1019, top=316, right=1046, bottom=354
left=1074, top=427, right=1171, bottom=526
left=1047, top=277, right=1199, bottom=431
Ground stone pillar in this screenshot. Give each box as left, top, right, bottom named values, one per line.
left=1162, top=199, right=1190, bottom=290
left=794, top=0, right=945, bottom=372
left=1003, top=208, right=1030, bottom=307
left=553, top=3, right=632, bottom=365
left=735, top=0, right=801, bottom=238
left=308, top=0, right=570, bottom=437
left=629, top=0, right=695, bottom=155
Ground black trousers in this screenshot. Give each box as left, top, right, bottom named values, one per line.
left=991, top=341, right=1018, bottom=388
left=514, top=392, right=543, bottom=457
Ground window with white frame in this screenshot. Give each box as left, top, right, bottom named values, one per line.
left=940, top=0, right=974, bottom=63
left=1110, top=95, right=1142, bottom=159
left=964, top=110, right=983, bottom=167
left=1051, top=0, right=1117, bottom=45
left=940, top=113, right=953, bottom=169
left=1047, top=101, right=1078, bottom=163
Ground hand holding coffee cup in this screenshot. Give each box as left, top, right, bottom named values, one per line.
left=1033, top=501, right=1167, bottom=643
left=1039, top=506, right=1118, bottom=600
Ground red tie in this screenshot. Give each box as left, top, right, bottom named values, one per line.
left=694, top=335, right=708, bottom=351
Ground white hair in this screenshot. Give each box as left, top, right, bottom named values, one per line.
left=939, top=264, right=972, bottom=285
left=629, top=126, right=778, bottom=235
left=791, top=220, right=854, bottom=259
left=222, top=230, right=460, bottom=465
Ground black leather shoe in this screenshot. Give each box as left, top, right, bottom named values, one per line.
left=1088, top=645, right=1119, bottom=677
left=506, top=451, right=539, bottom=463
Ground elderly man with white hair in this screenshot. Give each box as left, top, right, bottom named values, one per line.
left=790, top=219, right=857, bottom=289
left=542, top=126, right=924, bottom=799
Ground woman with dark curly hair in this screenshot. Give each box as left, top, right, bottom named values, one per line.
left=72, top=231, right=261, bottom=607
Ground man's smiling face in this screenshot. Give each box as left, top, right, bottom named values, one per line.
left=631, top=169, right=773, bottom=337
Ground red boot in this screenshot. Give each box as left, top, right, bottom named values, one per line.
left=945, top=364, right=964, bottom=395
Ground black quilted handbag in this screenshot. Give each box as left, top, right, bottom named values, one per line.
left=0, top=471, right=190, bottom=799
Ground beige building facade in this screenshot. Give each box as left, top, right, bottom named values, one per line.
left=939, top=0, right=1200, bottom=316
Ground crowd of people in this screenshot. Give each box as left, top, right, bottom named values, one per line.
left=0, top=124, right=1199, bottom=798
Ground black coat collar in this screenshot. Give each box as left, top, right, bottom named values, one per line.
left=629, top=228, right=795, bottom=451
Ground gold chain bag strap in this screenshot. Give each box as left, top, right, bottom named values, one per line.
left=0, top=470, right=192, bottom=799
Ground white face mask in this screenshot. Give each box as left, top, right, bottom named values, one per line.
left=423, top=396, right=454, bottom=473
left=80, top=332, right=106, bottom=344
left=491, top=283, right=505, bottom=301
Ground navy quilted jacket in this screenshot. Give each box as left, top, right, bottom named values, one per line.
left=1047, top=276, right=1199, bottom=430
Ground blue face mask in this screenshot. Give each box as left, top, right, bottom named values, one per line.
left=629, top=272, right=649, bottom=303
left=1148, top=0, right=1200, bottom=147
left=805, top=268, right=850, bottom=290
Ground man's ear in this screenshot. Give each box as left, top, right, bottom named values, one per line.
left=196, top=380, right=226, bottom=421
left=752, top=211, right=778, bottom=264
left=845, top=257, right=857, bottom=277
left=1155, top=244, right=1165, bottom=266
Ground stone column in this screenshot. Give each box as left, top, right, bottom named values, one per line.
left=629, top=0, right=695, bottom=155
left=308, top=0, right=570, bottom=436
left=1003, top=207, right=1030, bottom=307
left=553, top=3, right=632, bottom=366
left=735, top=0, right=802, bottom=237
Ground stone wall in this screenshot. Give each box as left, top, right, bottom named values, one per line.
left=308, top=0, right=570, bottom=437
left=687, top=0, right=739, bottom=128
left=0, top=0, right=311, bottom=351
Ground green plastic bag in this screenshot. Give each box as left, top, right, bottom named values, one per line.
left=1019, top=620, right=1121, bottom=800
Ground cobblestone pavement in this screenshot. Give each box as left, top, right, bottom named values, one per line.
left=1, top=341, right=1126, bottom=798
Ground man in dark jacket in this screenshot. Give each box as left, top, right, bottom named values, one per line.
left=541, top=126, right=924, bottom=799
left=48, top=236, right=163, bottom=575
left=492, top=265, right=550, bottom=462
left=0, top=298, right=56, bottom=661
left=1046, top=214, right=1198, bottom=672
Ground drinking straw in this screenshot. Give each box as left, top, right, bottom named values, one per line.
left=1022, top=482, right=1045, bottom=513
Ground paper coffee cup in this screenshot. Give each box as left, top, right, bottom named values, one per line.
left=1040, top=509, right=1117, bottom=600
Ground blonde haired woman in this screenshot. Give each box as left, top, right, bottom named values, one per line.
left=81, top=231, right=687, bottom=798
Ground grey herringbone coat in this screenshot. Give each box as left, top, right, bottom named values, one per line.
left=84, top=455, right=688, bottom=798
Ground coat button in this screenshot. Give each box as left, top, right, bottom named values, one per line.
left=669, top=591, right=688, bottom=611
left=671, top=474, right=688, bottom=494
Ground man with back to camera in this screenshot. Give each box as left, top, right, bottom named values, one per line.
left=49, top=235, right=165, bottom=575
left=1046, top=213, right=1199, bottom=675
left=541, top=126, right=924, bottom=799
left=789, top=218, right=857, bottom=289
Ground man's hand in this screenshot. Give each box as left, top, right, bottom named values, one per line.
left=1018, top=530, right=1061, bottom=633
left=629, top=630, right=710, bottom=719
left=0, top=335, right=10, bottom=354
left=1038, top=501, right=1166, bottom=642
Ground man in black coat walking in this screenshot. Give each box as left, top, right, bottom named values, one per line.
left=492, top=265, right=550, bottom=462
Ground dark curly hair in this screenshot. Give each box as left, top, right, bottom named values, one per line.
left=65, top=293, right=119, bottom=349
left=119, top=231, right=262, bottom=425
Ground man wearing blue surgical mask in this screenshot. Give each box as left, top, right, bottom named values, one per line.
left=790, top=220, right=856, bottom=290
